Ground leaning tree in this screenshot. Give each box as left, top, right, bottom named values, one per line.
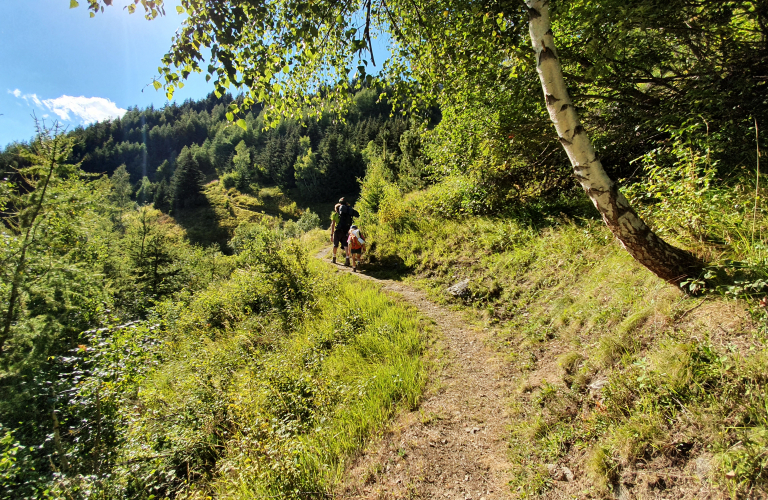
left=77, top=0, right=714, bottom=284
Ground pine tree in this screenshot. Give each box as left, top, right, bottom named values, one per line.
left=171, top=146, right=205, bottom=210
left=135, top=176, right=154, bottom=205
left=153, top=179, right=171, bottom=212
left=110, top=164, right=134, bottom=210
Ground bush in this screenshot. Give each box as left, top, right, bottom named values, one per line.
left=220, top=170, right=242, bottom=190
left=296, top=209, right=321, bottom=233
left=624, top=124, right=763, bottom=260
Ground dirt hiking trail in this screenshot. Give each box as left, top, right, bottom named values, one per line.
left=316, top=248, right=515, bottom=500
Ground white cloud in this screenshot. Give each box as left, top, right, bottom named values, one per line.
left=24, top=93, right=43, bottom=107
left=42, top=95, right=127, bottom=124
left=9, top=89, right=42, bottom=107
left=8, top=89, right=127, bottom=124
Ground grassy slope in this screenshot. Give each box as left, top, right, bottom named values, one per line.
left=173, top=181, right=328, bottom=249
left=171, top=181, right=768, bottom=497
left=364, top=214, right=768, bottom=499
left=208, top=259, right=429, bottom=498
left=103, top=241, right=429, bottom=499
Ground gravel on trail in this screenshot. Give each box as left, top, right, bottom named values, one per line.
left=316, top=248, right=515, bottom=500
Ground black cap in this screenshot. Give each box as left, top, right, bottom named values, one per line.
left=338, top=197, right=346, bottom=204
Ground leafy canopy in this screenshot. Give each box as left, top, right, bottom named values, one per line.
left=77, top=0, right=768, bottom=185
left=77, top=0, right=527, bottom=127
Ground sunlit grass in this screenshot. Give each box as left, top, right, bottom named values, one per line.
left=114, top=255, right=427, bottom=499
left=357, top=178, right=768, bottom=497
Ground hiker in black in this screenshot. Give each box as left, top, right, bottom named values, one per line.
left=332, top=197, right=359, bottom=266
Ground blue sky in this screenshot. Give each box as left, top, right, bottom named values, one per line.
left=0, top=1, right=212, bottom=147
left=1, top=1, right=393, bottom=149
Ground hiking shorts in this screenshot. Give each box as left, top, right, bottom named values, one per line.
left=350, top=248, right=362, bottom=255
left=333, top=228, right=349, bottom=249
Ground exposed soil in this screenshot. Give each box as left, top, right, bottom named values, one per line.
left=315, top=248, right=516, bottom=500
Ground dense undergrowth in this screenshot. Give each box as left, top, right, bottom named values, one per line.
left=1, top=226, right=427, bottom=500
left=356, top=134, right=768, bottom=498
left=0, top=131, right=427, bottom=499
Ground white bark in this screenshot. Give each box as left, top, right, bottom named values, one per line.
left=526, top=0, right=702, bottom=284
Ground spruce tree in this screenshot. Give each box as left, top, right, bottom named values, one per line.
left=170, top=146, right=205, bottom=210
left=153, top=179, right=171, bottom=213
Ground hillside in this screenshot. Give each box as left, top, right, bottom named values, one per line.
left=0, top=87, right=423, bottom=228
left=344, top=209, right=768, bottom=499
left=4, top=1, right=768, bottom=496
left=2, top=118, right=768, bottom=499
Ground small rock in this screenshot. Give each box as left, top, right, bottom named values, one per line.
left=546, top=464, right=572, bottom=481
left=616, top=482, right=629, bottom=500
left=725, top=470, right=737, bottom=480
left=588, top=377, right=609, bottom=393
left=546, top=464, right=566, bottom=481
left=562, top=466, right=574, bottom=482
left=447, top=279, right=471, bottom=297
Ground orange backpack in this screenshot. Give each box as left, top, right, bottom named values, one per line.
left=348, top=231, right=363, bottom=250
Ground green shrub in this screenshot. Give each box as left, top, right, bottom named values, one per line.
left=296, top=209, right=321, bottom=233
left=624, top=123, right=767, bottom=264
left=25, top=226, right=428, bottom=499
left=0, top=426, right=42, bottom=499
left=220, top=170, right=241, bottom=190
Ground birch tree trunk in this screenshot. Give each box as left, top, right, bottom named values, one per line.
left=526, top=0, right=704, bottom=285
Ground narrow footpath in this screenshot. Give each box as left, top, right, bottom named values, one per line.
left=315, top=248, right=515, bottom=500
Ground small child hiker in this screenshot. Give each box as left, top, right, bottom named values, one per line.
left=347, top=225, right=366, bottom=272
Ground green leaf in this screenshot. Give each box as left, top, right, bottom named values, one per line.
left=69, top=0, right=79, bottom=8
left=226, top=112, right=234, bottom=121
left=90, top=12, right=95, bottom=18
left=152, top=80, right=162, bottom=90
left=176, top=6, right=183, bottom=14
left=236, top=119, right=247, bottom=131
